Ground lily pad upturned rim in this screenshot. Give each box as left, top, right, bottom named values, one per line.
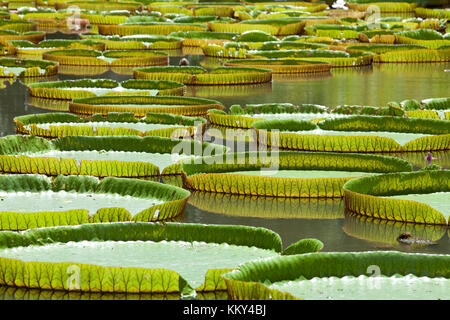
left=181, top=151, right=412, bottom=198
left=26, top=78, right=187, bottom=99
left=69, top=95, right=225, bottom=117
left=0, top=174, right=191, bottom=230
left=0, top=221, right=285, bottom=294
left=13, top=111, right=206, bottom=139
left=223, top=250, right=450, bottom=300
left=0, top=57, right=58, bottom=78
left=250, top=116, right=450, bottom=152
left=343, top=170, right=449, bottom=225
left=0, top=134, right=228, bottom=177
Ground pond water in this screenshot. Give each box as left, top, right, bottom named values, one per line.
left=0, top=42, right=449, bottom=299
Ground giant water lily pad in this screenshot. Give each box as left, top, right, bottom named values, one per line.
left=207, top=103, right=403, bottom=129
left=343, top=170, right=449, bottom=225
left=252, top=116, right=450, bottom=152
left=376, top=48, right=450, bottom=63
left=80, top=34, right=183, bottom=50
left=0, top=135, right=226, bottom=177
left=133, top=66, right=272, bottom=85
left=0, top=30, right=45, bottom=44
left=68, top=95, right=225, bottom=117
left=383, top=192, right=450, bottom=217
left=26, top=96, right=71, bottom=112
left=0, top=19, right=37, bottom=33
left=0, top=222, right=322, bottom=294
left=268, top=274, right=448, bottom=300
left=223, top=251, right=450, bottom=300
left=378, top=150, right=450, bottom=170
left=0, top=174, right=190, bottom=230
left=182, top=151, right=412, bottom=198
left=9, top=39, right=106, bottom=56
left=247, top=49, right=374, bottom=68
left=26, top=79, right=186, bottom=100
left=14, top=112, right=205, bottom=139
left=97, top=22, right=206, bottom=36
left=0, top=57, right=58, bottom=78
left=42, top=49, right=169, bottom=67
left=201, top=42, right=249, bottom=59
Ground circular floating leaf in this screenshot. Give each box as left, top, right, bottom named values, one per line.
left=42, top=49, right=169, bottom=67
left=0, top=174, right=190, bottom=230
left=343, top=170, right=449, bottom=225
left=0, top=57, right=58, bottom=78
left=223, top=251, right=450, bottom=300
left=0, top=135, right=227, bottom=177
left=0, top=222, right=287, bottom=294
left=27, top=79, right=186, bottom=100
left=252, top=116, right=450, bottom=152
left=182, top=151, right=412, bottom=198
left=134, top=65, right=272, bottom=85
left=69, top=95, right=225, bottom=117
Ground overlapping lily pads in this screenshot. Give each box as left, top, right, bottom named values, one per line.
left=0, top=222, right=322, bottom=294
left=0, top=0, right=448, bottom=303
